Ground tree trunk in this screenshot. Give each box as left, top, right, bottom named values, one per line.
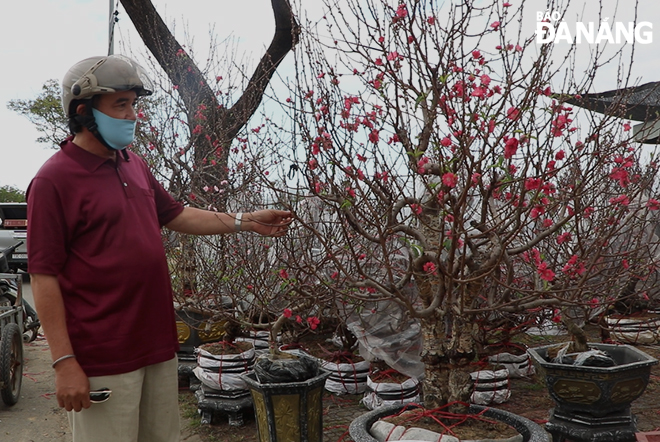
left=420, top=315, right=476, bottom=412
left=119, top=0, right=299, bottom=207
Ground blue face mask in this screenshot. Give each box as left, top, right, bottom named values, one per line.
left=91, top=108, right=137, bottom=150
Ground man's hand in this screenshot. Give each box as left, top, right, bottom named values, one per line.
left=54, top=358, right=91, bottom=412
left=246, top=210, right=293, bottom=237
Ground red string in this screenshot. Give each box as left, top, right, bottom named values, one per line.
left=381, top=402, right=510, bottom=437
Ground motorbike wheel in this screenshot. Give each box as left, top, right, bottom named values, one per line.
left=0, top=323, right=23, bottom=405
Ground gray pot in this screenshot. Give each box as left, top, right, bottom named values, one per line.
left=348, top=403, right=549, bottom=442
left=527, top=342, right=657, bottom=418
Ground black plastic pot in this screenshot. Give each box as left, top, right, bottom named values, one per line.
left=348, top=403, right=549, bottom=442
left=527, top=342, right=657, bottom=418
left=241, top=369, right=330, bottom=442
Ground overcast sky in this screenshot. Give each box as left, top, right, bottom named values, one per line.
left=1, top=0, right=658, bottom=191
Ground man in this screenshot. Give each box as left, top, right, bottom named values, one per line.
left=27, top=54, right=292, bottom=442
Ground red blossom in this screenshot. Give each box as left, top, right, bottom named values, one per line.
left=442, top=172, right=458, bottom=188
left=307, top=316, right=321, bottom=330
left=647, top=199, right=660, bottom=211
left=537, top=262, right=555, bottom=281
left=556, top=232, right=572, bottom=244
left=506, top=107, right=521, bottom=120
left=504, top=137, right=519, bottom=159
left=279, top=269, right=289, bottom=279
left=609, top=195, right=630, bottom=206
left=283, top=309, right=292, bottom=318
left=423, top=262, right=437, bottom=275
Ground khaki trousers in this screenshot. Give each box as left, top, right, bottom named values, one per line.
left=68, top=357, right=180, bottom=442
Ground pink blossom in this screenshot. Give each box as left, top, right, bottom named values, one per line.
left=307, top=316, right=321, bottom=330
left=442, top=172, right=458, bottom=188
left=440, top=137, right=452, bottom=147
left=537, top=262, right=555, bottom=281
left=609, top=167, right=630, bottom=187
left=395, top=4, right=407, bottom=18
left=410, top=203, right=422, bottom=215
left=623, top=122, right=631, bottom=132
left=283, top=309, right=292, bottom=318
left=542, top=218, right=553, bottom=228
left=503, top=2, right=512, bottom=6
left=472, top=50, right=482, bottom=59
left=480, top=74, right=491, bottom=86
left=427, top=16, right=436, bottom=25
left=530, top=206, right=545, bottom=219
left=296, top=315, right=303, bottom=324
left=504, top=137, right=519, bottom=159
left=279, top=269, right=289, bottom=279
left=647, top=199, right=660, bottom=211
left=525, top=178, right=543, bottom=191
left=490, top=21, right=501, bottom=30
left=507, top=107, right=521, bottom=120
left=609, top=195, right=630, bottom=206
left=471, top=87, right=486, bottom=99
left=423, top=262, right=437, bottom=275
left=556, top=232, right=572, bottom=244
left=555, top=150, right=565, bottom=160
left=369, top=129, right=380, bottom=143
left=387, top=51, right=401, bottom=61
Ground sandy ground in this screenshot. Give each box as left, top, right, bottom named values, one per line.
left=0, top=278, right=70, bottom=441
left=0, top=337, right=70, bottom=441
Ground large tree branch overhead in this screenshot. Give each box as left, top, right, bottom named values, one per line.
left=119, top=0, right=299, bottom=192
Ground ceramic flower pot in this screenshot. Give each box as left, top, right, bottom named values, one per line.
left=527, top=342, right=657, bottom=418
left=242, top=366, right=330, bottom=442
left=348, top=403, right=549, bottom=442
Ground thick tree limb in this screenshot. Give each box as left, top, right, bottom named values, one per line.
left=119, top=0, right=299, bottom=198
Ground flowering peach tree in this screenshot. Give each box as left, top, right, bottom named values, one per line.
left=247, top=0, right=660, bottom=407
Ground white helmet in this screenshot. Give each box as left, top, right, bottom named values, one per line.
left=62, top=55, right=153, bottom=117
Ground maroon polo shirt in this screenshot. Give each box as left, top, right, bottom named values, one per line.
left=27, top=138, right=184, bottom=376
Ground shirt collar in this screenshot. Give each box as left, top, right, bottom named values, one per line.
left=60, top=136, right=120, bottom=172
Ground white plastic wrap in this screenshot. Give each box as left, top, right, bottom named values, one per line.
left=469, top=368, right=511, bottom=405
left=606, top=315, right=660, bottom=344
left=362, top=375, right=421, bottom=410
left=347, top=305, right=424, bottom=380
left=321, top=359, right=370, bottom=395
left=193, top=346, right=255, bottom=391
left=488, top=352, right=535, bottom=378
